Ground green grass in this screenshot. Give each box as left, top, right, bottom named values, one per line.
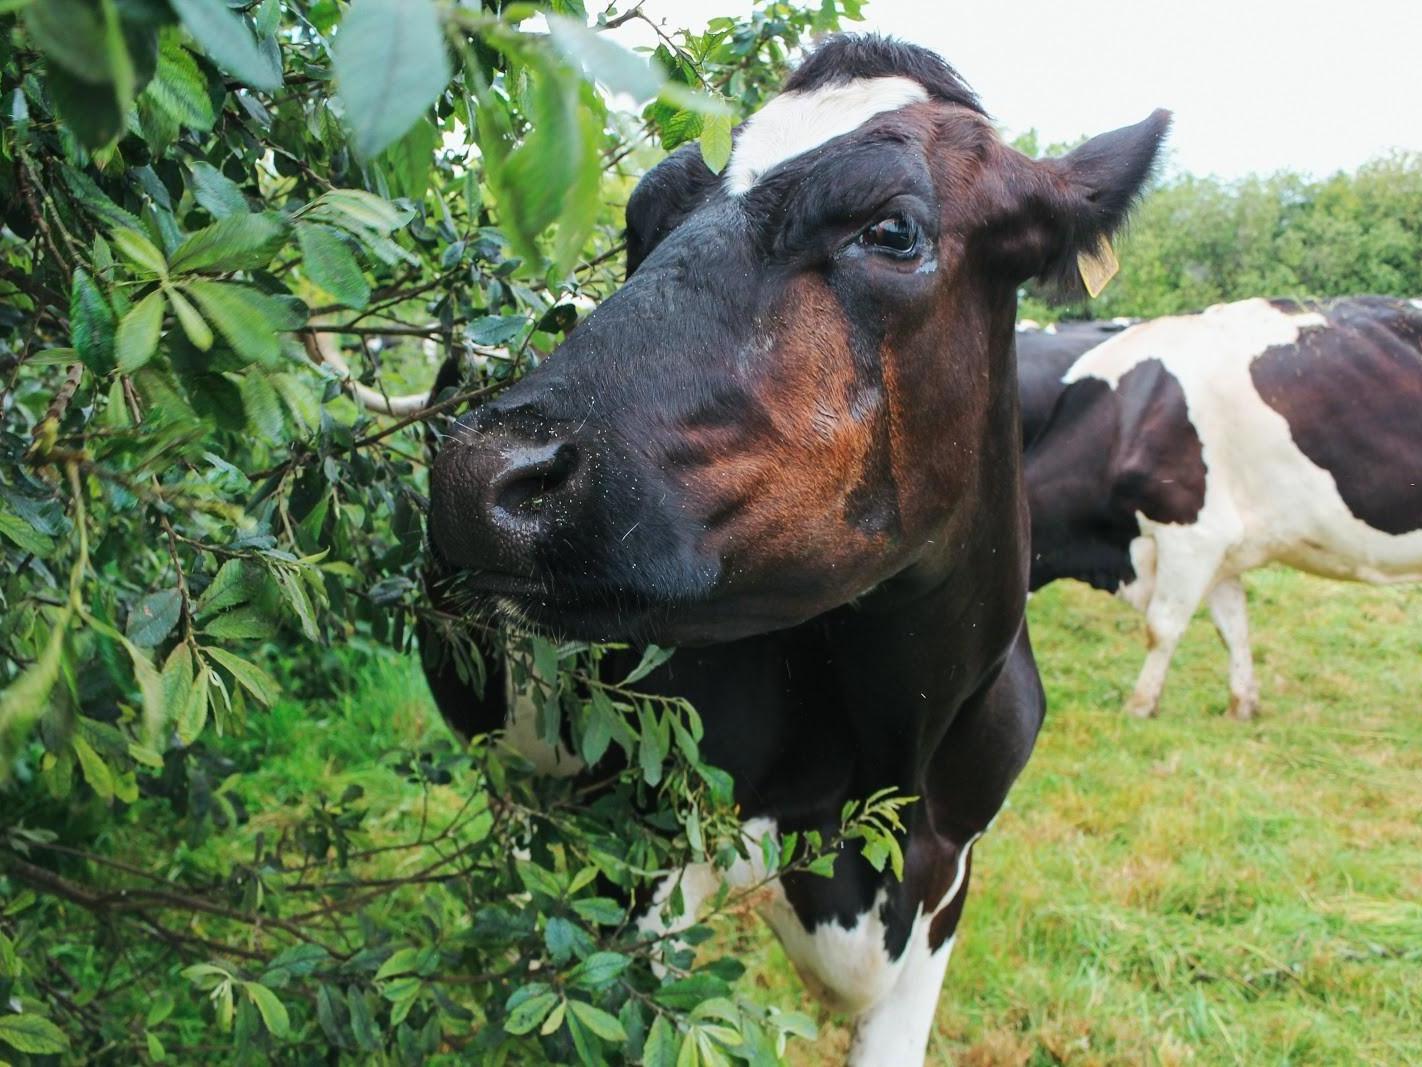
left=743, top=569, right=1422, bottom=1065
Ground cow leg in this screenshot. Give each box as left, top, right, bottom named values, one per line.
left=1116, top=535, right=1158, bottom=614
left=1207, top=576, right=1259, bottom=720
left=847, top=917, right=956, bottom=1066
left=845, top=847, right=974, bottom=1067
left=1125, top=537, right=1222, bottom=718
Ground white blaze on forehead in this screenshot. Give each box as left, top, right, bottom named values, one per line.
left=724, top=76, right=929, bottom=195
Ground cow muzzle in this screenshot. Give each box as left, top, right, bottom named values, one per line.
left=428, top=416, right=590, bottom=577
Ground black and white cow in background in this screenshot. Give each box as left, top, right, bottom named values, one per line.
left=1026, top=295, right=1422, bottom=720
left=423, top=35, right=1168, bottom=1066
left=1016, top=318, right=1135, bottom=447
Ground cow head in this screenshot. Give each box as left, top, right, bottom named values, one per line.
left=429, top=35, right=1169, bottom=644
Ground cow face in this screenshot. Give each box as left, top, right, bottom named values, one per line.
left=429, top=37, right=1169, bottom=644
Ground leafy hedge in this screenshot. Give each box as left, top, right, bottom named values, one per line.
left=0, top=1, right=920, bottom=1064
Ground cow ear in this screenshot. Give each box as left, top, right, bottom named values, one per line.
left=996, top=110, right=1171, bottom=300
left=624, top=143, right=719, bottom=278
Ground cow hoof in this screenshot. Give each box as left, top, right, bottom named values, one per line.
left=1124, top=695, right=1158, bottom=719
left=1228, top=694, right=1259, bottom=721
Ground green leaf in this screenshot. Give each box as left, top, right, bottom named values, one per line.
left=553, top=103, right=605, bottom=272
left=643, top=1016, right=679, bottom=1067
left=197, top=558, right=262, bottom=616
left=497, top=60, right=581, bottom=262
left=112, top=228, right=168, bottom=276
left=100, top=0, right=136, bottom=113
left=0, top=508, right=55, bottom=556
left=72, top=734, right=115, bottom=801
left=0, top=1012, right=70, bottom=1054
left=24, top=0, right=108, bottom=82
left=571, top=896, right=623, bottom=926
left=205, top=646, right=279, bottom=707
left=200, top=605, right=272, bottom=640
left=115, top=289, right=165, bottom=372
left=543, top=916, right=581, bottom=965
left=240, top=369, right=285, bottom=440
left=347, top=987, right=378, bottom=1051
left=126, top=588, right=182, bottom=648
left=547, top=14, right=665, bottom=100
left=177, top=657, right=209, bottom=744
left=242, top=982, right=290, bottom=1038
left=467, top=315, right=527, bottom=346
left=298, top=225, right=369, bottom=309
left=170, top=0, right=281, bottom=91
left=578, top=696, right=614, bottom=766
left=190, top=162, right=249, bottom=218
left=306, top=189, right=410, bottom=235
left=49, top=65, right=125, bottom=148
left=333, top=0, right=451, bottom=159
left=567, top=951, right=630, bottom=991
left=62, top=166, right=143, bottom=232
left=375, top=946, right=421, bottom=982
left=71, top=268, right=116, bottom=375
left=568, top=999, right=627, bottom=1054
left=169, top=213, right=289, bottom=274
left=653, top=974, right=730, bottom=1012
left=699, top=112, right=734, bottom=174
left=156, top=643, right=193, bottom=744
left=622, top=644, right=675, bottom=685
left=385, top=116, right=438, bottom=202
left=0, top=609, right=71, bottom=763
left=273, top=567, right=319, bottom=640
left=146, top=32, right=216, bottom=131
left=184, top=281, right=283, bottom=366
left=165, top=285, right=212, bottom=350
left=504, top=991, right=559, bottom=1036
left=539, top=998, right=567, bottom=1037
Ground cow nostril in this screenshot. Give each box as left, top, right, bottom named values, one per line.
left=491, top=443, right=580, bottom=518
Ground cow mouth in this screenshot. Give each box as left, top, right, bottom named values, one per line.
left=443, top=569, right=670, bottom=644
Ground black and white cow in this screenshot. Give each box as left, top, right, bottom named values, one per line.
left=1026, top=295, right=1422, bottom=720
left=424, top=36, right=1168, bottom=1064
left=1016, top=319, right=1134, bottom=447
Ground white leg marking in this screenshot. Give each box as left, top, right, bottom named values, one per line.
left=1126, top=532, right=1225, bottom=718
left=725, top=77, right=928, bottom=194
left=848, top=931, right=955, bottom=1067
left=846, top=835, right=979, bottom=1067
left=1208, top=576, right=1259, bottom=720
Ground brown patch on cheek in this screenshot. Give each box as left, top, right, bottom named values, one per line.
left=879, top=266, right=997, bottom=541
left=693, top=277, right=886, bottom=573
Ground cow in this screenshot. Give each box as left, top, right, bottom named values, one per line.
left=423, top=35, right=1168, bottom=1065
left=1025, top=295, right=1422, bottom=721
left=1016, top=319, right=1134, bottom=447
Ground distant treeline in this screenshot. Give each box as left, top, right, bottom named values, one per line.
left=1022, top=151, right=1422, bottom=321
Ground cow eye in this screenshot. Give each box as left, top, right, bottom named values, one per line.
left=859, top=214, right=919, bottom=257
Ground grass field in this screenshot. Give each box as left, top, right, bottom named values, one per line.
left=162, top=569, right=1420, bottom=1064
left=742, top=569, right=1422, bottom=1065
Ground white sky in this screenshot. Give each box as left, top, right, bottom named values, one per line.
left=612, top=0, right=1422, bottom=179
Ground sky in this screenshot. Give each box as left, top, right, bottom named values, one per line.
left=611, top=0, right=1422, bottom=180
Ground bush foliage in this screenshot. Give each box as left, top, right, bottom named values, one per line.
left=0, top=1, right=921, bottom=1063
left=2, top=0, right=1418, bottom=1063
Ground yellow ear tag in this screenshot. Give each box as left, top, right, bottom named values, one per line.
left=1077, top=235, right=1119, bottom=299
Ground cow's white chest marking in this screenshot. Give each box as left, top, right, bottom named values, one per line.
left=638, top=819, right=978, bottom=1066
